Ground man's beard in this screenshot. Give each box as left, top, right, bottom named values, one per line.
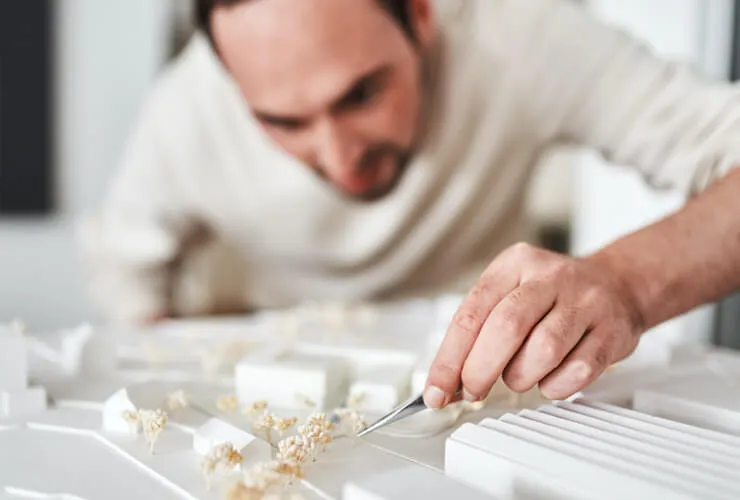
left=313, top=145, right=413, bottom=202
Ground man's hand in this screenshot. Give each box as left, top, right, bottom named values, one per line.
left=424, top=242, right=645, bottom=409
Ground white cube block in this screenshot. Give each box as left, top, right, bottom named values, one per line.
left=236, top=347, right=348, bottom=409
left=411, top=361, right=431, bottom=395
left=102, top=388, right=139, bottom=434
left=349, top=363, right=412, bottom=413
left=60, top=323, right=117, bottom=375
left=342, top=462, right=491, bottom=500
left=193, top=418, right=272, bottom=462
left=0, top=329, right=27, bottom=391
left=1, top=386, right=47, bottom=417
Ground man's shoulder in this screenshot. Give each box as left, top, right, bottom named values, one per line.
left=136, top=32, right=246, bottom=137
left=144, top=32, right=238, bottom=115
left=441, top=0, right=583, bottom=42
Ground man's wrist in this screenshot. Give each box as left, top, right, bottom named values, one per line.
left=580, top=245, right=651, bottom=335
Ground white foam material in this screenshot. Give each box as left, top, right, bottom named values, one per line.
left=0, top=328, right=27, bottom=391
left=633, top=389, right=740, bottom=436
left=102, top=388, right=139, bottom=434
left=60, top=324, right=117, bottom=375
left=192, top=417, right=271, bottom=462
left=447, top=422, right=698, bottom=500
left=410, top=368, right=428, bottom=395
left=1, top=386, right=47, bottom=417
left=342, top=463, right=491, bottom=500
left=235, top=348, right=348, bottom=408
left=11, top=305, right=740, bottom=499
left=477, top=416, right=733, bottom=498
left=348, top=363, right=412, bottom=413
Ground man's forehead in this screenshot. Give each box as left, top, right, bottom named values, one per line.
left=212, top=0, right=409, bottom=114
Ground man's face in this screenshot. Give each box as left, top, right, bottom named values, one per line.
left=212, top=0, right=434, bottom=201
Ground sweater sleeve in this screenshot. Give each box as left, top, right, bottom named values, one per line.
left=78, top=82, right=195, bottom=325
left=506, top=0, right=740, bottom=196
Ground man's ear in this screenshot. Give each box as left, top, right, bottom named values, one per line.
left=409, top=0, right=437, bottom=48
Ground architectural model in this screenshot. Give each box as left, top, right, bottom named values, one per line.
left=2, top=296, right=740, bottom=500
left=0, top=325, right=47, bottom=418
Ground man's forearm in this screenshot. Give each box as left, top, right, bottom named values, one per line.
left=585, top=168, right=740, bottom=332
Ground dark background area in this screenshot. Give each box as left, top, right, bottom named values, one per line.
left=0, top=1, right=54, bottom=215
left=713, top=0, right=740, bottom=350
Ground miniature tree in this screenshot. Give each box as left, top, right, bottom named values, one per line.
left=253, top=411, right=277, bottom=445
left=138, top=409, right=168, bottom=454
left=346, top=391, right=365, bottom=410
left=332, top=408, right=368, bottom=436
left=121, top=410, right=140, bottom=435
left=217, top=394, right=239, bottom=413
left=166, top=389, right=189, bottom=411
left=200, top=442, right=243, bottom=489
left=272, top=417, right=298, bottom=439
left=243, top=400, right=268, bottom=420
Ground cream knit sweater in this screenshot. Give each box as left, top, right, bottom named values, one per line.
left=80, top=0, right=740, bottom=323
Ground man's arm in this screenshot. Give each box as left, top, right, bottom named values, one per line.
left=423, top=0, right=740, bottom=409
left=588, top=167, right=740, bottom=333
left=527, top=0, right=740, bottom=327
left=79, top=85, right=195, bottom=325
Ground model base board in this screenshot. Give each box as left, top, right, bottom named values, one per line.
left=2, top=297, right=739, bottom=499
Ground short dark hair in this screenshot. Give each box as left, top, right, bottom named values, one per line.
left=195, top=0, right=413, bottom=47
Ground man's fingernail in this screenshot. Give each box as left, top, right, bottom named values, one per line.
left=424, top=386, right=446, bottom=409
left=462, top=389, right=478, bottom=402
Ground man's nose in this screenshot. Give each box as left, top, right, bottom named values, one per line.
left=315, top=119, right=363, bottom=180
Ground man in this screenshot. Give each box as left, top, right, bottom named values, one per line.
left=81, top=0, right=740, bottom=409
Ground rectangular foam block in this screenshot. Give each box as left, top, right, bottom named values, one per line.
left=498, top=413, right=740, bottom=493
left=411, top=359, right=431, bottom=395
left=633, top=389, right=740, bottom=436
left=1, top=386, right=47, bottom=417
left=563, top=400, right=740, bottom=453
left=0, top=329, right=27, bottom=391
left=193, top=417, right=272, bottom=464
left=527, top=406, right=740, bottom=467
left=342, top=462, right=491, bottom=500
left=60, top=323, right=117, bottom=375
left=475, top=417, right=734, bottom=499
left=446, top=422, right=700, bottom=500
left=235, top=347, right=348, bottom=409
left=348, top=363, right=412, bottom=413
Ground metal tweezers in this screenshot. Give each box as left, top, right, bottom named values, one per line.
left=356, top=392, right=428, bottom=438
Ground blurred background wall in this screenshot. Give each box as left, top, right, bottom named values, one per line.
left=0, top=0, right=175, bottom=329
left=0, top=0, right=737, bottom=337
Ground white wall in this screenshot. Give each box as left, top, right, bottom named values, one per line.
left=572, top=0, right=735, bottom=345
left=0, top=0, right=172, bottom=330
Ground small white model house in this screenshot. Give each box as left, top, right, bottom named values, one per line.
left=348, top=363, right=412, bottom=413
left=235, top=345, right=349, bottom=409
left=193, top=417, right=272, bottom=463
left=0, top=326, right=47, bottom=418
left=102, top=388, right=140, bottom=434
left=60, top=323, right=117, bottom=375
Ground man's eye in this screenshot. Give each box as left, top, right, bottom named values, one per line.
left=262, top=117, right=306, bottom=131
left=343, top=82, right=379, bottom=108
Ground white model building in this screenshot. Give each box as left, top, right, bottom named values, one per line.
left=193, top=417, right=272, bottom=462
left=235, top=345, right=349, bottom=409
left=102, top=387, right=140, bottom=434
left=60, top=323, right=117, bottom=375
left=348, top=363, right=412, bottom=413
left=0, top=325, right=47, bottom=418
